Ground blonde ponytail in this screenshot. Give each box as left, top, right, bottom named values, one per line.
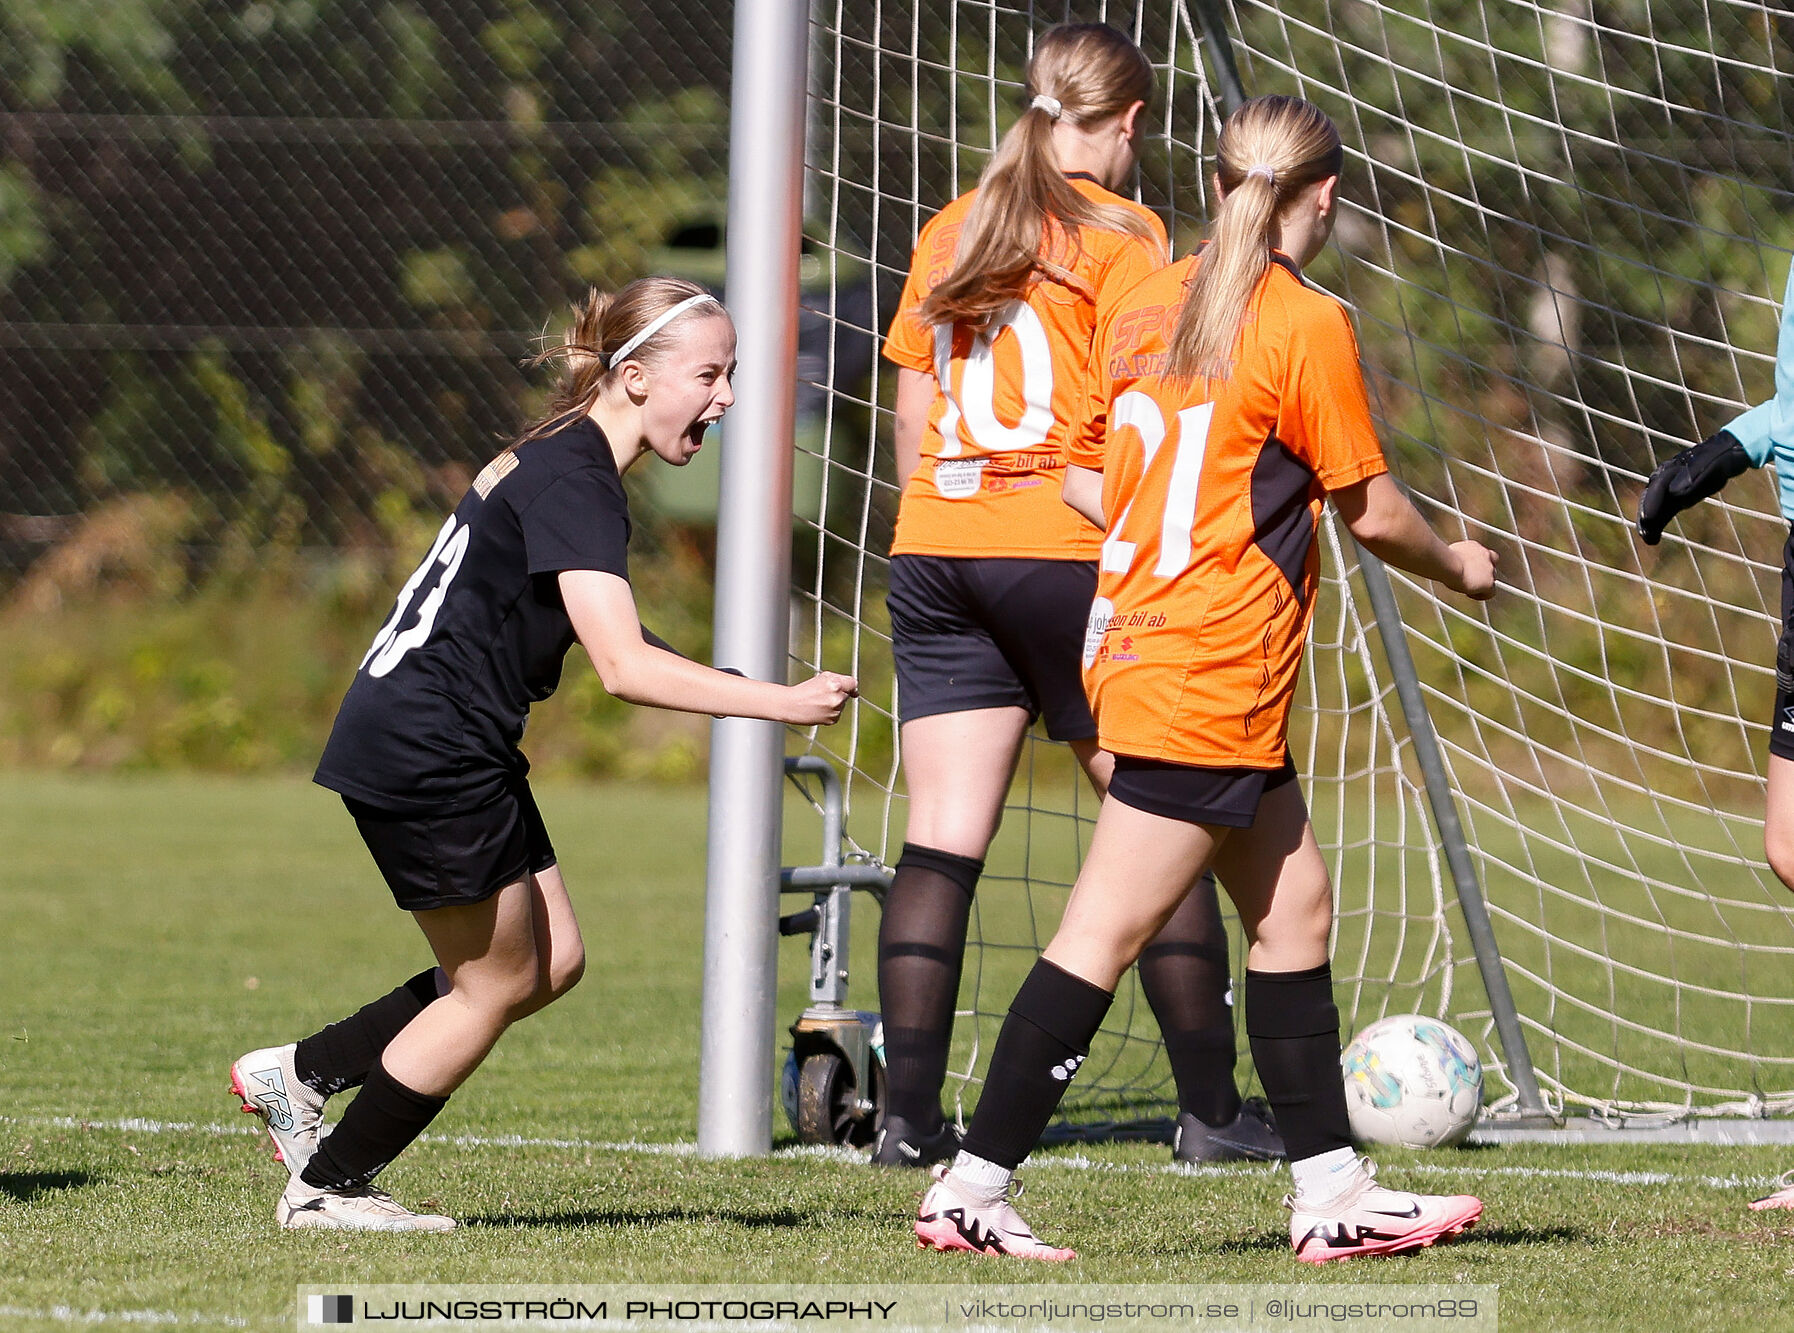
left=1166, top=95, right=1344, bottom=381
left=919, top=23, right=1162, bottom=330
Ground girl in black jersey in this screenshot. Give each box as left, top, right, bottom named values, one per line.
left=230, top=276, right=857, bottom=1232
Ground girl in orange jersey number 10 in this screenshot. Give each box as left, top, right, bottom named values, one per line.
left=876, top=22, right=1281, bottom=1172
left=914, top=95, right=1499, bottom=1264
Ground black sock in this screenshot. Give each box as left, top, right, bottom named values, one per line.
left=878, top=843, right=982, bottom=1126
left=1159, top=1027, right=1241, bottom=1126
left=300, top=1059, right=448, bottom=1191
left=293, top=970, right=442, bottom=1096
left=1137, top=875, right=1240, bottom=1125
left=959, top=958, right=1113, bottom=1170
left=1245, top=963, right=1353, bottom=1162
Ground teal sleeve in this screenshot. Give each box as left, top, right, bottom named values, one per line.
left=1722, top=256, right=1794, bottom=520
left=1729, top=399, right=1778, bottom=468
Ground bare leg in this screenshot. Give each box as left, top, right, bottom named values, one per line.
left=509, top=863, right=587, bottom=1019
left=900, top=708, right=1031, bottom=855
left=968, top=785, right=1332, bottom=1169
left=296, top=868, right=584, bottom=1195
left=1042, top=797, right=1224, bottom=990
left=1067, top=740, right=1258, bottom=1135
left=1205, top=779, right=1350, bottom=1169
left=951, top=795, right=1224, bottom=1177
left=1208, top=778, right=1333, bottom=973
left=1068, top=737, right=1115, bottom=797
left=383, top=864, right=585, bottom=1097
left=1765, top=754, right=1794, bottom=892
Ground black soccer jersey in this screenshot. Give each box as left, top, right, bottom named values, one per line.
left=314, top=416, right=631, bottom=814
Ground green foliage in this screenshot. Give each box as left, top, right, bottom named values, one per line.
left=0, top=2, right=746, bottom=781
left=3, top=0, right=1788, bottom=800
left=381, top=1, right=449, bottom=119
left=400, top=246, right=478, bottom=309
left=0, top=0, right=732, bottom=557
left=0, top=538, right=741, bottom=778
left=0, top=164, right=47, bottom=288
left=481, top=0, right=560, bottom=82
left=0, top=0, right=195, bottom=110
left=1231, top=0, right=1793, bottom=483
left=569, top=87, right=729, bottom=288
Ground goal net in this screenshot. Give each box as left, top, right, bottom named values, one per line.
left=790, top=0, right=1794, bottom=1128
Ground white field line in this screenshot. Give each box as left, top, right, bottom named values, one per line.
left=2, top=1114, right=1779, bottom=1191
left=0, top=1305, right=248, bottom=1327
left=0, top=1115, right=698, bottom=1156
left=1027, top=1150, right=1774, bottom=1191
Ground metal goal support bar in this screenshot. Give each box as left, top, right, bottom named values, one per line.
left=1355, top=545, right=1555, bottom=1124
left=696, top=0, right=810, bottom=1159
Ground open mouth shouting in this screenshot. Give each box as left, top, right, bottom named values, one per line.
left=683, top=414, right=723, bottom=458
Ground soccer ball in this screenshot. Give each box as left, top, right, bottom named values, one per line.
left=1341, top=1014, right=1484, bottom=1149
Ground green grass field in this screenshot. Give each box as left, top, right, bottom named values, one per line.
left=5, top=772, right=1794, bottom=1332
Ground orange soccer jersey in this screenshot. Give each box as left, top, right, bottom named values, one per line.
left=884, top=176, right=1167, bottom=560
left=1076, top=252, right=1390, bottom=768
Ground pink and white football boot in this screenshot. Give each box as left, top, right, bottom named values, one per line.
left=915, top=1164, right=1076, bottom=1262
left=230, top=1044, right=326, bottom=1178
left=1749, top=1170, right=1794, bottom=1211
left=1287, top=1157, right=1482, bottom=1263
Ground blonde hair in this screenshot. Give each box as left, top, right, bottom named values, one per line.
left=1165, top=95, right=1344, bottom=381
left=918, top=23, right=1162, bottom=330
left=512, top=276, right=727, bottom=449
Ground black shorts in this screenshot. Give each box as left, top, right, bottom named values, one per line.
left=1108, top=755, right=1299, bottom=829
left=887, top=554, right=1097, bottom=741
left=1774, top=523, right=1794, bottom=761
left=345, top=781, right=557, bottom=912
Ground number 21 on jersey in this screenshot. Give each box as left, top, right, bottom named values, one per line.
left=361, top=513, right=470, bottom=677
left=1100, top=392, right=1215, bottom=578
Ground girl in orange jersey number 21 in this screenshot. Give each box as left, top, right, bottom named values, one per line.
left=877, top=23, right=1281, bottom=1172
left=914, top=95, right=1499, bottom=1263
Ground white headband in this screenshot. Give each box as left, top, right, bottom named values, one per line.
left=1244, top=164, right=1277, bottom=185
left=1030, top=93, right=1063, bottom=120
left=607, top=293, right=719, bottom=369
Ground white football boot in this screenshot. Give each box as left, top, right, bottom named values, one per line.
left=230, top=1044, right=326, bottom=1178
left=277, top=1176, right=456, bottom=1233
left=1286, top=1156, right=1481, bottom=1263
left=915, top=1164, right=1076, bottom=1261
left=1749, top=1169, right=1794, bottom=1210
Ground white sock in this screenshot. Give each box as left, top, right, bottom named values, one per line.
left=1289, top=1146, right=1360, bottom=1200
left=948, top=1150, right=1013, bottom=1202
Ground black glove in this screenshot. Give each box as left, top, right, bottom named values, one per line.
left=1637, top=429, right=1751, bottom=544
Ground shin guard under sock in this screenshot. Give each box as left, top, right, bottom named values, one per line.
left=300, top=1059, right=447, bottom=1191
left=959, top=958, right=1113, bottom=1170
left=1244, top=963, right=1354, bottom=1163
left=878, top=843, right=983, bottom=1125
left=294, top=969, right=443, bottom=1096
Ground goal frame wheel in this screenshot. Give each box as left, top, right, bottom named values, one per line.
left=781, top=1006, right=884, bottom=1146
left=793, top=1050, right=877, bottom=1145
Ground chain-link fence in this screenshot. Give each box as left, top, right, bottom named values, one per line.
left=0, top=1, right=740, bottom=609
